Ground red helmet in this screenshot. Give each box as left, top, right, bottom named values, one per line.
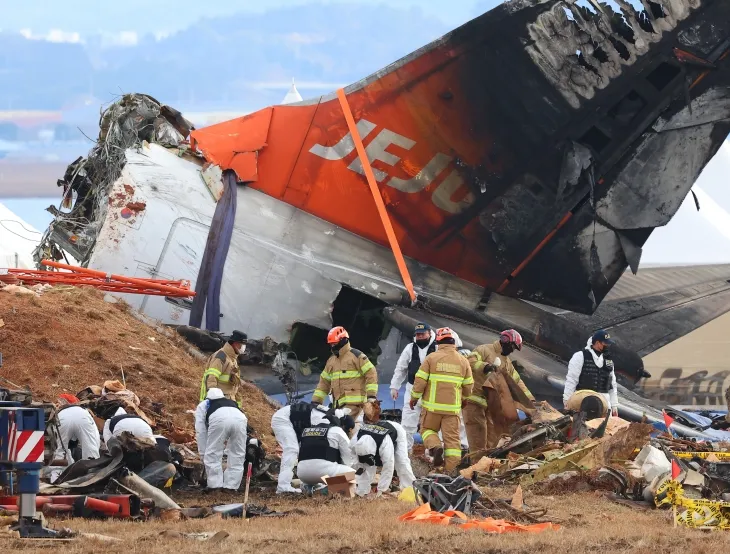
left=435, top=327, right=454, bottom=342
left=327, top=326, right=350, bottom=345
left=500, top=329, right=523, bottom=350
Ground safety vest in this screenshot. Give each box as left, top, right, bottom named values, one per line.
left=577, top=349, right=613, bottom=394
left=357, top=421, right=398, bottom=466
left=205, top=397, right=240, bottom=427
left=289, top=403, right=340, bottom=441
left=298, top=423, right=341, bottom=463
left=407, top=342, right=436, bottom=385
left=108, top=414, right=142, bottom=433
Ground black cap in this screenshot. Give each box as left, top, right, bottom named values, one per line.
left=414, top=322, right=431, bottom=333
left=340, top=415, right=356, bottom=434
left=591, top=330, right=614, bottom=345
left=228, top=330, right=248, bottom=344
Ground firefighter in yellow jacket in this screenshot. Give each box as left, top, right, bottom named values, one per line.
left=312, top=326, right=378, bottom=421
left=410, top=327, right=473, bottom=472
left=199, top=330, right=247, bottom=405
left=464, top=330, right=535, bottom=455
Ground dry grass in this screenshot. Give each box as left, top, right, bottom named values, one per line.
left=3, top=489, right=728, bottom=554
left=0, top=286, right=276, bottom=448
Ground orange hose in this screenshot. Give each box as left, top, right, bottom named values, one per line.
left=336, top=89, right=417, bottom=304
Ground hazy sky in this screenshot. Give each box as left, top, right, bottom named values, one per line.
left=0, top=0, right=499, bottom=36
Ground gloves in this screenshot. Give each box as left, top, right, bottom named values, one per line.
left=390, top=388, right=398, bottom=401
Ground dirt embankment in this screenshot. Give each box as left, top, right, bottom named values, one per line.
left=0, top=286, right=276, bottom=448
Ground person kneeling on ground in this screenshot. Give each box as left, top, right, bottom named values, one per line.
left=296, top=415, right=357, bottom=489
left=271, top=401, right=347, bottom=494
left=195, top=387, right=248, bottom=493
left=352, top=403, right=416, bottom=497
left=103, top=406, right=155, bottom=445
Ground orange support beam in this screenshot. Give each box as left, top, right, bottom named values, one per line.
left=336, top=88, right=417, bottom=303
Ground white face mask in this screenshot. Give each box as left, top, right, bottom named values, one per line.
left=238, top=344, right=246, bottom=355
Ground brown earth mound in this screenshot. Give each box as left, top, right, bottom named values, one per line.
left=0, top=285, right=276, bottom=448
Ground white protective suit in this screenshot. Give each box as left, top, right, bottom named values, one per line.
left=54, top=405, right=100, bottom=464
left=563, top=337, right=619, bottom=410
left=296, top=426, right=356, bottom=486
left=194, top=388, right=248, bottom=490
left=102, top=407, right=155, bottom=444
left=352, top=420, right=416, bottom=496
left=271, top=404, right=345, bottom=494
left=390, top=330, right=436, bottom=451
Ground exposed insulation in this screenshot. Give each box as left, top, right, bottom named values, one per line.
left=525, top=0, right=702, bottom=108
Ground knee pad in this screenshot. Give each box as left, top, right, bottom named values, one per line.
left=580, top=396, right=604, bottom=419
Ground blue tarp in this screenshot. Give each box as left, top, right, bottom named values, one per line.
left=189, top=171, right=238, bottom=332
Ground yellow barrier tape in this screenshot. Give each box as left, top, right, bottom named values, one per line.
left=672, top=451, right=730, bottom=461
left=655, top=480, right=730, bottom=530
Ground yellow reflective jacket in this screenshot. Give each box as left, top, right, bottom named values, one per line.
left=466, top=340, right=534, bottom=407
left=200, top=342, right=240, bottom=402
left=411, top=345, right=474, bottom=415
left=312, top=342, right=378, bottom=407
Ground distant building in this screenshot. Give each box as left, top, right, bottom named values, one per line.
left=281, top=80, right=303, bottom=105
left=641, top=314, right=730, bottom=409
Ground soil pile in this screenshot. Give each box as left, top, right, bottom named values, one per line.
left=0, top=285, right=276, bottom=448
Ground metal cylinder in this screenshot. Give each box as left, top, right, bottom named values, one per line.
left=19, top=493, right=36, bottom=518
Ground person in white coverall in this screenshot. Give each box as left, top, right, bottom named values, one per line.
left=271, top=402, right=346, bottom=494
left=195, top=388, right=248, bottom=491
left=296, top=416, right=357, bottom=487
left=390, top=322, right=436, bottom=452
left=563, top=330, right=619, bottom=417
left=103, top=407, right=155, bottom=444
left=352, top=420, right=416, bottom=496
left=54, top=404, right=100, bottom=465
left=391, top=323, right=469, bottom=452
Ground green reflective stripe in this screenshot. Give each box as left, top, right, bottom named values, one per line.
left=429, top=374, right=466, bottom=385
left=365, top=384, right=379, bottom=393
left=471, top=351, right=483, bottom=362
left=462, top=376, right=474, bottom=385
left=312, top=389, right=327, bottom=401
left=237, top=400, right=243, bottom=409
left=330, top=370, right=363, bottom=379
left=320, top=371, right=332, bottom=382
left=204, top=368, right=222, bottom=379
left=445, top=449, right=461, bottom=458
left=414, top=370, right=430, bottom=381
left=337, top=394, right=366, bottom=404
left=360, top=361, right=375, bottom=372
left=473, top=361, right=486, bottom=370
left=511, top=369, right=521, bottom=382
left=421, top=400, right=461, bottom=413
left=465, top=395, right=487, bottom=407
left=217, top=374, right=230, bottom=383
left=421, top=429, right=438, bottom=441
left=410, top=391, right=423, bottom=399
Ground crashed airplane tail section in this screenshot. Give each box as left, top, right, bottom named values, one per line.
left=191, top=0, right=730, bottom=315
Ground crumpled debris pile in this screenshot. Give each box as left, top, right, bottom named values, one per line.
left=34, top=93, right=194, bottom=265
left=459, top=411, right=730, bottom=530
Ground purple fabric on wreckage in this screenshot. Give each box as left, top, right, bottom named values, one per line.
left=189, top=170, right=238, bottom=332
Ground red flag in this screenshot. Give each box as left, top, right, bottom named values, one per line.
left=671, top=460, right=681, bottom=480
left=663, top=410, right=674, bottom=430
